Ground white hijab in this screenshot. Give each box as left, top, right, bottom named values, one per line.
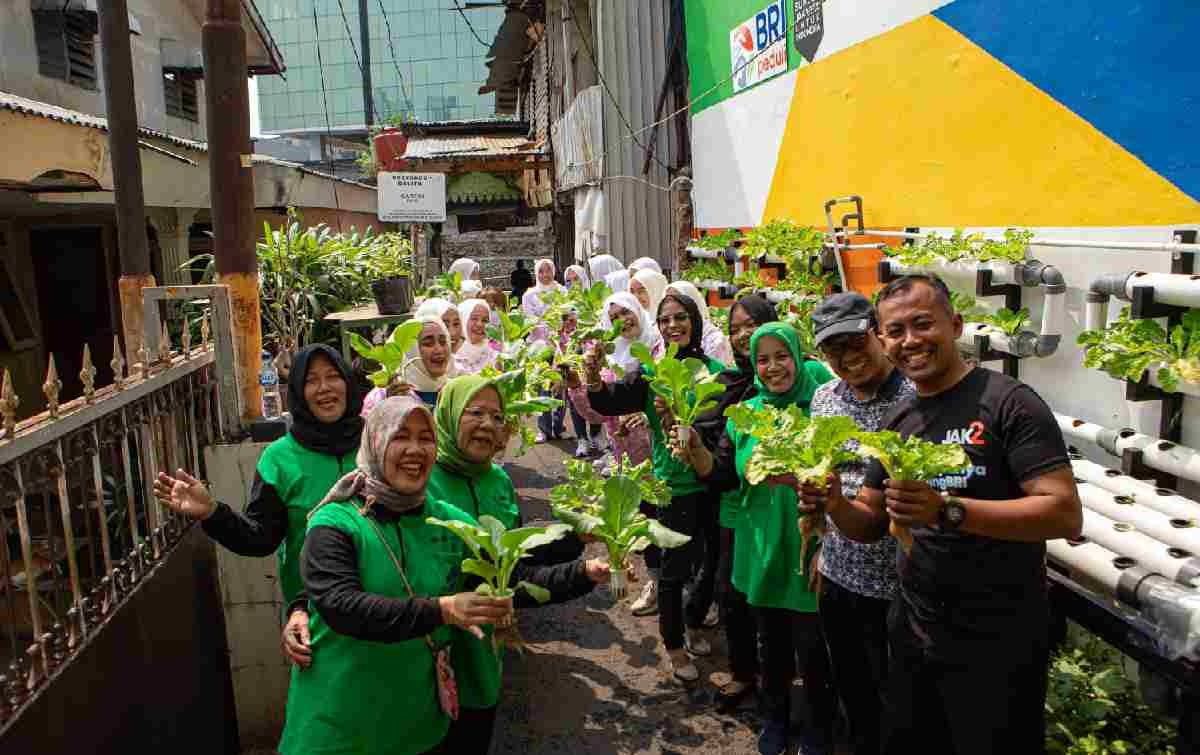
left=633, top=269, right=669, bottom=316
left=414, top=297, right=455, bottom=320
left=564, top=264, right=591, bottom=289
left=601, top=292, right=662, bottom=372
left=629, top=257, right=662, bottom=275
left=604, top=269, right=630, bottom=294
left=588, top=254, right=623, bottom=283
left=533, top=259, right=560, bottom=292
left=404, top=316, right=457, bottom=392
left=666, top=281, right=709, bottom=321
left=454, top=299, right=496, bottom=373
left=448, top=257, right=480, bottom=283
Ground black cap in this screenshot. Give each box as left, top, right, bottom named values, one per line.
left=812, top=292, right=875, bottom=347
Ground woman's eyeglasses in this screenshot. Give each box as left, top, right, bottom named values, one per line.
left=462, top=407, right=506, bottom=426
left=656, top=312, right=691, bottom=329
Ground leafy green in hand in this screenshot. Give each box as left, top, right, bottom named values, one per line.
left=628, top=342, right=726, bottom=429
left=348, top=319, right=425, bottom=388
left=426, top=515, right=570, bottom=652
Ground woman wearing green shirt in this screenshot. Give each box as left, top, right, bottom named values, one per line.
left=681, top=323, right=836, bottom=755
left=582, top=292, right=726, bottom=683
left=428, top=374, right=604, bottom=754
left=153, top=344, right=364, bottom=667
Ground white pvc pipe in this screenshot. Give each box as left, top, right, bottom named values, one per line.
left=1072, top=457, right=1200, bottom=522
left=1113, top=432, right=1200, bottom=485
left=1122, top=272, right=1200, bottom=309
left=1084, top=297, right=1109, bottom=332
left=686, top=247, right=722, bottom=260
left=1042, top=291, right=1066, bottom=339
left=955, top=322, right=992, bottom=353
left=885, top=258, right=979, bottom=287
left=1057, top=413, right=1116, bottom=451
left=1081, top=508, right=1200, bottom=586
left=843, top=229, right=1198, bottom=254
left=1079, top=482, right=1200, bottom=554
left=1048, top=538, right=1123, bottom=595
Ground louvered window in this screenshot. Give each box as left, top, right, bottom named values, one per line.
left=33, top=10, right=98, bottom=90
left=163, top=71, right=199, bottom=122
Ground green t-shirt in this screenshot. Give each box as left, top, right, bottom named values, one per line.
left=425, top=463, right=520, bottom=710
left=256, top=434, right=357, bottom=605
left=277, top=497, right=473, bottom=755
left=726, top=360, right=833, bottom=613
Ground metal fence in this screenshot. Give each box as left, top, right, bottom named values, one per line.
left=0, top=289, right=227, bottom=730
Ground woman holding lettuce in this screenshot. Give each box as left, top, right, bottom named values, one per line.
left=581, top=292, right=725, bottom=682
left=679, top=322, right=836, bottom=755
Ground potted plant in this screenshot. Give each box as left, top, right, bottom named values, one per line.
left=365, top=233, right=415, bottom=314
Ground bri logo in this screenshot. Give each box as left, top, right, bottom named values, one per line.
left=944, top=421, right=987, bottom=446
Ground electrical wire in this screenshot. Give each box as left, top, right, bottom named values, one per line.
left=451, top=0, right=493, bottom=49
left=311, top=4, right=345, bottom=230
left=375, top=0, right=416, bottom=117
left=567, top=7, right=672, bottom=173
left=566, top=13, right=795, bottom=170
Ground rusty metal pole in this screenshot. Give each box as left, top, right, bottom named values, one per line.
left=203, top=0, right=261, bottom=426
left=97, top=0, right=155, bottom=367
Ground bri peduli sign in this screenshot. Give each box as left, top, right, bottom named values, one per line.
left=730, top=0, right=788, bottom=94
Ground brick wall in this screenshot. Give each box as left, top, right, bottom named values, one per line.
left=439, top=223, right=556, bottom=291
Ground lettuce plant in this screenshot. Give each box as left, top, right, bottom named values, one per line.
left=1078, top=308, right=1200, bottom=393
left=629, top=342, right=726, bottom=429
left=726, top=406, right=864, bottom=568
left=682, top=260, right=733, bottom=284
left=550, top=462, right=689, bottom=599
left=426, top=515, right=570, bottom=651
left=981, top=307, right=1031, bottom=337
left=349, top=319, right=424, bottom=387
left=692, top=228, right=741, bottom=251
left=421, top=270, right=464, bottom=303
left=856, top=431, right=970, bottom=553
left=480, top=363, right=563, bottom=455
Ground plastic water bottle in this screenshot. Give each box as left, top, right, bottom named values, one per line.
left=260, top=351, right=282, bottom=419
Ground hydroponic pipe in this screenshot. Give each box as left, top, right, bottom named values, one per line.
left=1071, top=456, right=1200, bottom=521
left=1091, top=271, right=1200, bottom=311
left=1080, top=508, right=1200, bottom=587
left=1058, top=413, right=1200, bottom=486
left=1057, top=413, right=1122, bottom=456
left=842, top=229, right=1197, bottom=255
left=1047, top=538, right=1200, bottom=661
left=1078, top=482, right=1200, bottom=555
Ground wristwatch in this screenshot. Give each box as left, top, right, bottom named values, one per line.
left=938, top=494, right=967, bottom=532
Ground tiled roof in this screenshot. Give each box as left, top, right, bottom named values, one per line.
left=0, top=90, right=208, bottom=152
left=402, top=133, right=546, bottom=161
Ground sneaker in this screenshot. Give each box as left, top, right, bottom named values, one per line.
left=757, top=722, right=789, bottom=755
left=702, top=603, right=720, bottom=628
left=684, top=629, right=711, bottom=657
left=575, top=439, right=590, bottom=458
left=668, top=648, right=699, bottom=682
left=535, top=432, right=547, bottom=444
left=588, top=438, right=603, bottom=456
left=630, top=579, right=658, bottom=615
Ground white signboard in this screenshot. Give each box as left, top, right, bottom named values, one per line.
left=378, top=172, right=446, bottom=222
left=730, top=0, right=789, bottom=94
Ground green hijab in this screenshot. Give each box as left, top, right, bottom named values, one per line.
left=435, top=374, right=502, bottom=479
left=749, top=322, right=815, bottom=409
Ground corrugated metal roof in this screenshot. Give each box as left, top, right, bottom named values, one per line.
left=0, top=90, right=208, bottom=152
left=251, top=155, right=376, bottom=190
left=403, top=133, right=547, bottom=161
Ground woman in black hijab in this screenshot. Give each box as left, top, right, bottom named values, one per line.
left=153, top=344, right=364, bottom=667
left=691, top=294, right=778, bottom=708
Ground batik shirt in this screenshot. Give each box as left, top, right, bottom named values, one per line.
left=811, top=369, right=915, bottom=600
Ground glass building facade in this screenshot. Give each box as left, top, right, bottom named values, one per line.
left=256, top=0, right=504, bottom=133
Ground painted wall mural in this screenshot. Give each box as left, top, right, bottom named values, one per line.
left=684, top=0, right=1200, bottom=231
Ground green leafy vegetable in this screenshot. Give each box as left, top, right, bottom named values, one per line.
left=485, top=310, right=538, bottom=351
left=682, top=259, right=733, bottom=284
left=550, top=462, right=689, bottom=600
left=856, top=432, right=970, bottom=553
left=1077, top=308, right=1200, bottom=393
left=976, top=229, right=1033, bottom=264
left=742, top=219, right=825, bottom=263
left=776, top=296, right=818, bottom=355
left=420, top=271, right=464, bottom=303
left=981, top=307, right=1031, bottom=336
left=708, top=306, right=729, bottom=334
left=348, top=319, right=425, bottom=387
left=629, top=342, right=726, bottom=428
left=887, top=228, right=1032, bottom=267
left=949, top=290, right=986, bottom=319
left=480, top=352, right=563, bottom=455
left=426, top=515, right=570, bottom=651
left=692, top=228, right=741, bottom=251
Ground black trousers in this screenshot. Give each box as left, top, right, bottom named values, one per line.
left=882, top=604, right=1050, bottom=755
left=819, top=578, right=890, bottom=755
left=657, top=491, right=704, bottom=649
left=684, top=491, right=721, bottom=627
left=759, top=608, right=835, bottom=743
left=639, top=501, right=661, bottom=572
left=718, top=526, right=758, bottom=682
left=440, top=705, right=497, bottom=755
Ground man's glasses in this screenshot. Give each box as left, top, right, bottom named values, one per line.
left=820, top=333, right=869, bottom=358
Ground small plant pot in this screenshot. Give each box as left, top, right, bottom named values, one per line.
left=671, top=425, right=693, bottom=461
left=608, top=562, right=629, bottom=601
left=707, top=289, right=734, bottom=307
left=371, top=275, right=412, bottom=315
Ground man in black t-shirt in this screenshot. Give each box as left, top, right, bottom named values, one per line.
left=510, top=259, right=534, bottom=302
left=801, top=274, right=1082, bottom=755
